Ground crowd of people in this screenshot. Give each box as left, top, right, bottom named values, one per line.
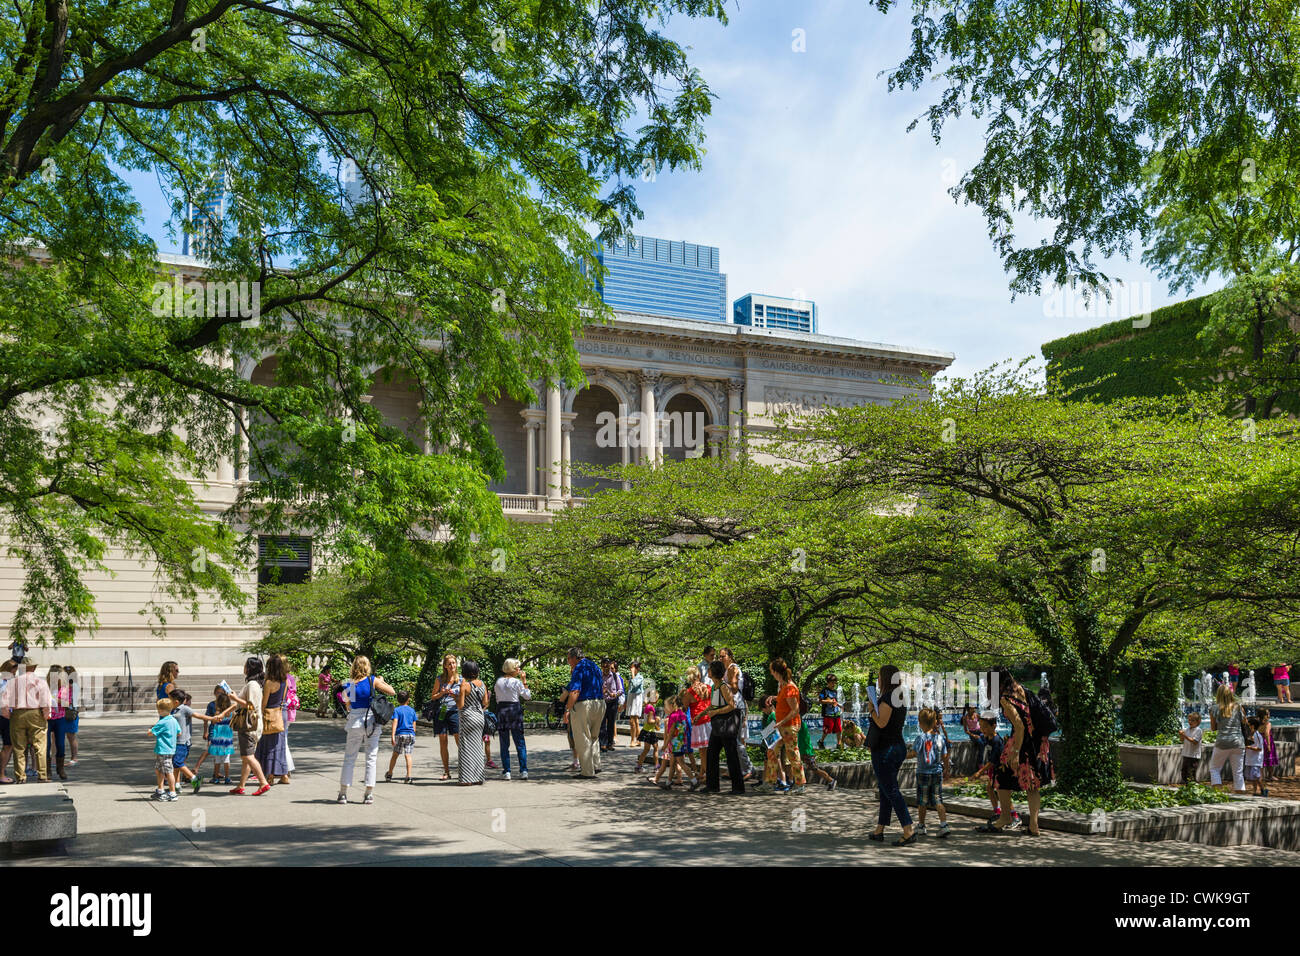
left=5, top=641, right=1289, bottom=846
left=0, top=647, right=82, bottom=784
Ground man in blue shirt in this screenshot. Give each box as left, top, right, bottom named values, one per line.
left=563, top=647, right=605, bottom=778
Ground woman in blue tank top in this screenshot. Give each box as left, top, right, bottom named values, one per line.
left=337, top=655, right=397, bottom=805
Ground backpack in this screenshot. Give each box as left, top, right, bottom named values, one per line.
left=484, top=709, right=499, bottom=736
left=797, top=692, right=810, bottom=717
left=740, top=670, right=756, bottom=703
left=1026, top=692, right=1058, bottom=738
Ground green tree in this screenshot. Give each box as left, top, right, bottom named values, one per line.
left=780, top=363, right=1300, bottom=796
left=884, top=0, right=1300, bottom=412
left=0, top=0, right=724, bottom=642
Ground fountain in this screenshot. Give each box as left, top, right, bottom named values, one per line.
left=1040, top=671, right=1050, bottom=692
left=852, top=682, right=861, bottom=716
left=1241, top=671, right=1257, bottom=704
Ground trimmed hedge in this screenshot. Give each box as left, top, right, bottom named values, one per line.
left=1041, top=295, right=1217, bottom=403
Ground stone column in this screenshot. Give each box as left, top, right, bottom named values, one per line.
left=619, top=412, right=631, bottom=489
left=236, top=406, right=251, bottom=482
left=561, top=419, right=574, bottom=498
left=726, top=379, right=744, bottom=460
left=704, top=424, right=726, bottom=458
left=638, top=370, right=659, bottom=469
left=524, top=421, right=538, bottom=496
left=546, top=383, right=563, bottom=505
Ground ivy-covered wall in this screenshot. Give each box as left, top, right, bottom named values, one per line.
left=1041, top=295, right=1218, bottom=402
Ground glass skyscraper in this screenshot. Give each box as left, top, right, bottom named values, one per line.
left=182, top=168, right=233, bottom=260
left=733, top=293, right=817, bottom=334
left=593, top=234, right=727, bottom=323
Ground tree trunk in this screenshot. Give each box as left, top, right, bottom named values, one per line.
left=1053, top=633, right=1123, bottom=797
left=1120, top=652, right=1184, bottom=738
left=760, top=601, right=800, bottom=697
left=414, top=644, right=442, bottom=709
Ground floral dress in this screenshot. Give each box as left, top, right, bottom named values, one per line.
left=996, top=693, right=1053, bottom=792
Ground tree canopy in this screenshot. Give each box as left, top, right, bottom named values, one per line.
left=0, top=0, right=724, bottom=641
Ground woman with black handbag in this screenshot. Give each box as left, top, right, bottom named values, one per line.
left=703, top=660, right=745, bottom=794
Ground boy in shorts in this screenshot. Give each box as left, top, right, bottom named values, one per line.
left=911, top=707, right=951, bottom=837
left=149, top=699, right=179, bottom=801
left=387, top=690, right=418, bottom=783
left=169, top=689, right=202, bottom=794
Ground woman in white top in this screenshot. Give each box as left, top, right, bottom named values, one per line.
left=492, top=660, right=532, bottom=780
left=624, top=661, right=645, bottom=748
left=227, top=657, right=271, bottom=795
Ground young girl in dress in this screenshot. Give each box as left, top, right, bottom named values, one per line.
left=1259, top=707, right=1278, bottom=790
left=654, top=693, right=695, bottom=790
left=202, top=686, right=237, bottom=784
left=636, top=692, right=660, bottom=773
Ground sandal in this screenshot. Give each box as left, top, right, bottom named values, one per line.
left=229, top=787, right=246, bottom=795
left=894, top=832, right=919, bottom=847
left=867, top=832, right=885, bottom=842
left=975, top=823, right=1005, bottom=833
left=385, top=772, right=393, bottom=782
left=252, top=784, right=271, bottom=796
left=440, top=771, right=451, bottom=781
left=0, top=777, right=13, bottom=785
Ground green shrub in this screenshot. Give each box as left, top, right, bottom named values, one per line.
left=948, top=781, right=1230, bottom=813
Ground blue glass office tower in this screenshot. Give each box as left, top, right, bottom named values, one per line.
left=182, top=168, right=232, bottom=260
left=733, top=293, right=818, bottom=334
left=593, top=234, right=727, bottom=323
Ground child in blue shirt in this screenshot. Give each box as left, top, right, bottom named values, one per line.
left=387, top=690, right=418, bottom=784
left=149, top=699, right=179, bottom=801
left=910, top=707, right=951, bottom=837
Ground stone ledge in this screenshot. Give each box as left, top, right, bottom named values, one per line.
left=0, top=784, right=77, bottom=846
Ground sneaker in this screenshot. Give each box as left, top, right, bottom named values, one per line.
left=67, top=759, right=78, bottom=767
left=773, top=782, right=790, bottom=793
left=520, top=771, right=528, bottom=780
left=161, top=791, right=178, bottom=802
left=915, top=824, right=928, bottom=836
left=337, top=792, right=348, bottom=804
left=209, top=776, right=221, bottom=784
left=191, top=777, right=202, bottom=794
left=787, top=785, right=806, bottom=795
left=938, top=822, right=951, bottom=838
left=502, top=771, right=511, bottom=781
left=151, top=789, right=165, bottom=800
left=362, top=792, right=374, bottom=805
left=825, top=779, right=838, bottom=792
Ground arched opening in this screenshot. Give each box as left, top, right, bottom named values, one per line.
left=248, top=356, right=291, bottom=482
left=661, top=392, right=710, bottom=462
left=570, top=385, right=623, bottom=493
left=367, top=367, right=425, bottom=449
left=483, top=396, right=530, bottom=494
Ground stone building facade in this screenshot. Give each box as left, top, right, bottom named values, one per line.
left=0, top=258, right=953, bottom=709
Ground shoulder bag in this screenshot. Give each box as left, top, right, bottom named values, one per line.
left=261, top=681, right=285, bottom=735
left=710, top=685, right=742, bottom=739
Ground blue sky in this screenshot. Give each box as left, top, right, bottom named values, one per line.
left=635, top=0, right=1218, bottom=379
left=128, top=0, right=1217, bottom=381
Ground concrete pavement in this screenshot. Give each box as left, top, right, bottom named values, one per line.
left=7, top=712, right=1300, bottom=867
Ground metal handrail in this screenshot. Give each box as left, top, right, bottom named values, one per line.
left=124, top=650, right=134, bottom=713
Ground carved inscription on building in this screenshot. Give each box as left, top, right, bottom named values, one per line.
left=763, top=386, right=880, bottom=416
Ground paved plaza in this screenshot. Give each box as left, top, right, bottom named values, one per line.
left=6, top=712, right=1299, bottom=867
